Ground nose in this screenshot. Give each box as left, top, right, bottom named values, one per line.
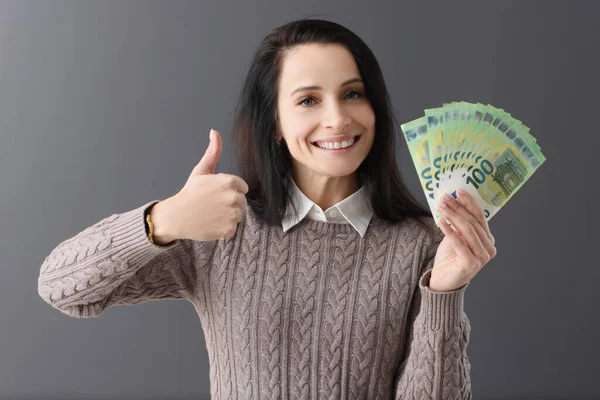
left=322, top=100, right=351, bottom=131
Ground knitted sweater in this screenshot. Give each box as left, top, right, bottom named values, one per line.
left=38, top=200, right=472, bottom=400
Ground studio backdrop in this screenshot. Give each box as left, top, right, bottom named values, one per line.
left=0, top=1, right=597, bottom=399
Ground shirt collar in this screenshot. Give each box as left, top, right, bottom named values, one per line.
left=282, top=175, right=374, bottom=237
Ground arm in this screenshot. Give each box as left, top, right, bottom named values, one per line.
left=37, top=200, right=218, bottom=318
left=393, top=219, right=472, bottom=400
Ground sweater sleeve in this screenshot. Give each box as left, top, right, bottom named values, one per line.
left=37, top=200, right=218, bottom=318
left=393, top=219, right=472, bottom=400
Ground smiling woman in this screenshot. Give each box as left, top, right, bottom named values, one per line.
left=38, top=18, right=473, bottom=400
left=275, top=43, right=376, bottom=202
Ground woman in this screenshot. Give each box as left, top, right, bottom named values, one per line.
left=38, top=19, right=496, bottom=399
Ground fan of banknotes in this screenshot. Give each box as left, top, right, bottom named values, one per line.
left=400, top=101, right=546, bottom=226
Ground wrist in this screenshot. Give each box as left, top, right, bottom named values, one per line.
left=149, top=198, right=179, bottom=245
left=428, top=271, right=467, bottom=293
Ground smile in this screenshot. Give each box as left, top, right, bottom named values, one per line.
left=311, top=135, right=361, bottom=151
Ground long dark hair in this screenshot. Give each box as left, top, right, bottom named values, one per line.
left=231, top=18, right=432, bottom=227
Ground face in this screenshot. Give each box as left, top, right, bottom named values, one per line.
left=276, top=43, right=376, bottom=184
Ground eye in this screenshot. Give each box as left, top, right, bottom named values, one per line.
left=298, top=96, right=316, bottom=107
left=345, top=90, right=364, bottom=100
left=297, top=90, right=365, bottom=107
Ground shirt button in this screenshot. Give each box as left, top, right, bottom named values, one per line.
left=330, top=210, right=338, bottom=218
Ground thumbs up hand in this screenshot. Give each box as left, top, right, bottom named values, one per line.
left=150, top=129, right=249, bottom=243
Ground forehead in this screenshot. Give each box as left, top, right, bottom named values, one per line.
left=279, top=43, right=360, bottom=88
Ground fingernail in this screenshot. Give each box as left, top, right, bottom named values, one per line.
left=457, top=188, right=467, bottom=196
left=209, top=129, right=214, bottom=141
left=439, top=201, right=448, bottom=209
left=443, top=193, right=452, bottom=202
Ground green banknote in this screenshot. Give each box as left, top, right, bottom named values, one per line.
left=423, top=106, right=447, bottom=197
left=401, top=102, right=546, bottom=226
left=400, top=116, right=437, bottom=214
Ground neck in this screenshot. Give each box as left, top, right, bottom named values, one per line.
left=291, top=168, right=360, bottom=210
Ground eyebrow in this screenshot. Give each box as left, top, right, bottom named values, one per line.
left=290, top=77, right=364, bottom=97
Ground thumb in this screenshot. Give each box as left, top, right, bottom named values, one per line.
left=193, top=129, right=222, bottom=175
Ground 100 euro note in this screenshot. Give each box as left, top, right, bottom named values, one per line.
left=424, top=107, right=447, bottom=202
left=439, top=106, right=509, bottom=190
left=439, top=103, right=480, bottom=198
left=432, top=102, right=473, bottom=199
left=435, top=106, right=539, bottom=223
left=400, top=117, right=437, bottom=216
left=436, top=113, right=546, bottom=223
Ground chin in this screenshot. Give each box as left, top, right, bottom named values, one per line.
left=315, top=164, right=361, bottom=178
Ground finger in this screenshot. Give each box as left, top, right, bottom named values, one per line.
left=452, top=189, right=495, bottom=245
left=441, top=192, right=496, bottom=253
left=456, top=189, right=494, bottom=244
left=220, top=174, right=249, bottom=194
left=438, top=202, right=490, bottom=266
left=234, top=192, right=248, bottom=210
left=231, top=206, right=244, bottom=223
left=193, top=129, right=223, bottom=175
left=437, top=218, right=475, bottom=262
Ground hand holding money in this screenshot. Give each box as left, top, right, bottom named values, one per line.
left=401, top=102, right=545, bottom=291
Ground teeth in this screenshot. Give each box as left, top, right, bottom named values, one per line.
left=316, top=137, right=355, bottom=149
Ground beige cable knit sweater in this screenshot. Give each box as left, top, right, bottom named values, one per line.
left=37, top=200, right=472, bottom=400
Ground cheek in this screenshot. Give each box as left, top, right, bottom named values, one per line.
left=284, top=115, right=318, bottom=146
left=358, top=106, right=376, bottom=131
left=358, top=107, right=376, bottom=147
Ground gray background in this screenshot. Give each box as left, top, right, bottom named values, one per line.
left=1, top=0, right=598, bottom=399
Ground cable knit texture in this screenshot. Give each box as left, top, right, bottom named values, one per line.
left=38, top=200, right=472, bottom=400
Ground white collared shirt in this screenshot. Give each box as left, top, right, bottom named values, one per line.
left=282, top=177, right=374, bottom=237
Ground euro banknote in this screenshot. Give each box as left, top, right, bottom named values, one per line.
left=401, top=102, right=546, bottom=226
